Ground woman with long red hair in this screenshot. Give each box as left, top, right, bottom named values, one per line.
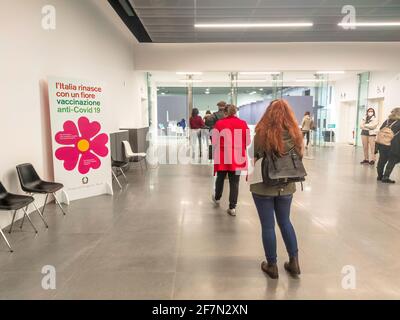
left=251, top=99, right=303, bottom=279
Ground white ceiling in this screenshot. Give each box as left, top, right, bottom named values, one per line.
left=130, top=0, right=400, bottom=43
left=151, top=71, right=360, bottom=87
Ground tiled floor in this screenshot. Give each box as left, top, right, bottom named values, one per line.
left=0, top=145, right=400, bottom=299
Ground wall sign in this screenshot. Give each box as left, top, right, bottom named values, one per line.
left=48, top=77, right=113, bottom=204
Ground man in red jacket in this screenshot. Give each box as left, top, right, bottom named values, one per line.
left=211, top=104, right=251, bottom=216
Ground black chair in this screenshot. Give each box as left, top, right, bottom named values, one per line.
left=0, top=182, right=35, bottom=252
left=16, top=164, right=66, bottom=229
left=111, top=158, right=129, bottom=189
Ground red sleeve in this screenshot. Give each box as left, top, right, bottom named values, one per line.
left=212, top=121, right=221, bottom=146
left=244, top=122, right=251, bottom=146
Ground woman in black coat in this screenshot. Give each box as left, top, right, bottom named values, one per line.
left=376, top=107, right=400, bottom=183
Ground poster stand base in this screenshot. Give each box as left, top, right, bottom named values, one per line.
left=59, top=183, right=113, bottom=205
left=61, top=190, right=70, bottom=205
left=105, top=182, right=113, bottom=196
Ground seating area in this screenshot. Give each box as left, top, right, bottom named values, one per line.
left=111, top=140, right=148, bottom=189
left=1, top=140, right=149, bottom=252
left=0, top=164, right=66, bottom=252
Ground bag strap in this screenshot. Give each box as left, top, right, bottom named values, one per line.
left=388, top=120, right=398, bottom=128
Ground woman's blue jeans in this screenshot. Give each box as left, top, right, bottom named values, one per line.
left=252, top=193, right=299, bottom=264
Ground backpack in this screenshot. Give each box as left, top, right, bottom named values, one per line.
left=376, top=120, right=399, bottom=146
left=261, top=148, right=307, bottom=188
left=208, top=111, right=224, bottom=129
left=204, top=116, right=215, bottom=128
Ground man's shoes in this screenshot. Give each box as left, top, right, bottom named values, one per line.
left=227, top=208, right=236, bottom=216
left=382, top=177, right=396, bottom=184
left=212, top=195, right=220, bottom=206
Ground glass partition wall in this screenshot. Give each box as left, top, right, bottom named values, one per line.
left=151, top=71, right=359, bottom=150
left=313, top=74, right=330, bottom=147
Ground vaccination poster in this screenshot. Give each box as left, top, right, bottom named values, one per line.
left=48, top=77, right=113, bottom=204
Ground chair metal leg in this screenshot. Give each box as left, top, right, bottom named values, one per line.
left=139, top=159, right=144, bottom=173
left=20, top=194, right=33, bottom=229
left=19, top=211, right=26, bottom=229
left=41, top=193, right=49, bottom=215
left=31, top=201, right=49, bottom=228
left=22, top=208, right=38, bottom=234
left=144, top=157, right=148, bottom=170
left=112, top=169, right=122, bottom=189
left=21, top=192, right=49, bottom=227
left=118, top=167, right=127, bottom=182
left=0, top=227, right=13, bottom=252
left=9, top=210, right=17, bottom=234
left=52, top=193, right=66, bottom=215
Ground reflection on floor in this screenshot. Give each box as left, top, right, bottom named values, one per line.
left=0, top=145, right=399, bottom=299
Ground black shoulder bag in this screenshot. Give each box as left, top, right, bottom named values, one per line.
left=261, top=148, right=307, bottom=189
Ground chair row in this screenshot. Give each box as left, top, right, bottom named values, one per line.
left=0, top=163, right=66, bottom=252
left=111, top=140, right=147, bottom=189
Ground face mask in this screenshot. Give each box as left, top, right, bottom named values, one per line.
left=368, top=112, right=374, bottom=117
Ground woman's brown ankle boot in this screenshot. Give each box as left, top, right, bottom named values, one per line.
left=261, top=261, right=279, bottom=279
left=284, top=256, right=301, bottom=276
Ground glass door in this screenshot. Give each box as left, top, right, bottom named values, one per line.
left=313, top=74, right=329, bottom=147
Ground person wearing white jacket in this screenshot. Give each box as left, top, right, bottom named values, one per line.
left=360, top=107, right=379, bottom=165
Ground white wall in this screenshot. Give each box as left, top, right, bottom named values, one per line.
left=368, top=71, right=400, bottom=115
left=134, top=42, right=400, bottom=71
left=0, top=0, right=143, bottom=228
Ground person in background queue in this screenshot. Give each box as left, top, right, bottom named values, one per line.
left=189, top=108, right=205, bottom=158
left=376, top=107, right=400, bottom=183
left=360, top=107, right=379, bottom=165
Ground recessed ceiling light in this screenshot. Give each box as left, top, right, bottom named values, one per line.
left=316, top=71, right=345, bottom=74
left=338, top=22, right=400, bottom=27
left=195, top=23, right=313, bottom=28
left=239, top=72, right=281, bottom=75
left=176, top=72, right=203, bottom=75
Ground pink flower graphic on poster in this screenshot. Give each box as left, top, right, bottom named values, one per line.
left=55, top=117, right=109, bottom=174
